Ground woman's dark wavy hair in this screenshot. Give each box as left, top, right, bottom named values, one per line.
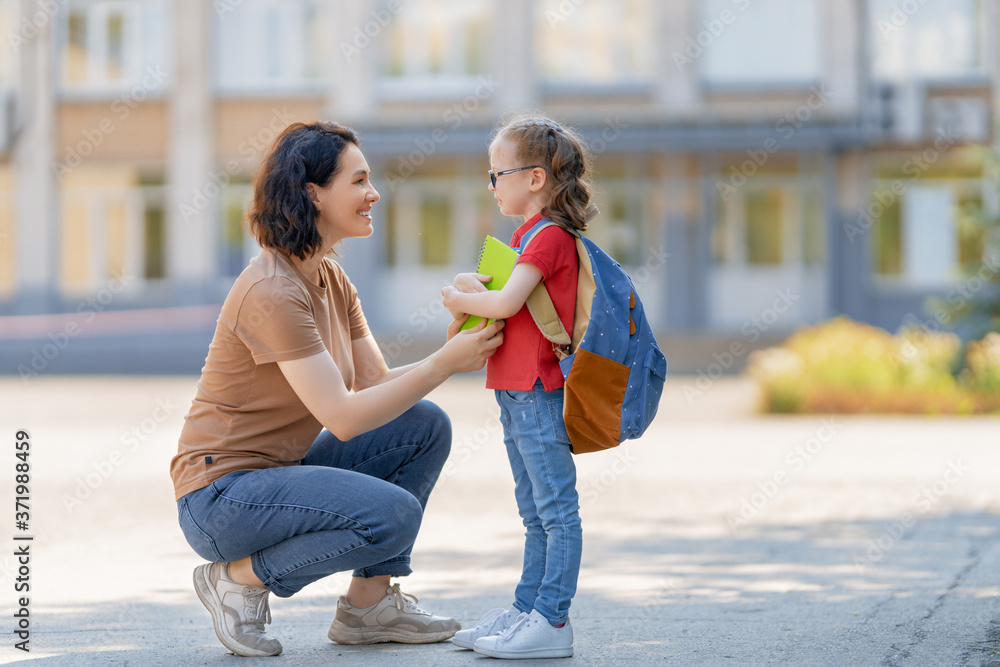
left=247, top=120, right=360, bottom=259
left=490, top=113, right=597, bottom=232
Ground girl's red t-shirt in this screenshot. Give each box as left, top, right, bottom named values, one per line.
left=486, top=212, right=578, bottom=391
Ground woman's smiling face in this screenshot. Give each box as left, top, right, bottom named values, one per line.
left=309, top=143, right=380, bottom=248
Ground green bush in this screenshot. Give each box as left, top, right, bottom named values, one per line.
left=746, top=317, right=999, bottom=414
left=961, top=332, right=1000, bottom=393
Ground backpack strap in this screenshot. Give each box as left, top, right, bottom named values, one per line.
left=518, top=220, right=574, bottom=356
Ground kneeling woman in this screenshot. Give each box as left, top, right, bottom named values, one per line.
left=170, top=121, right=503, bottom=657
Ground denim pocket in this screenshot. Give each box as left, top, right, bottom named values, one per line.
left=501, top=388, right=534, bottom=404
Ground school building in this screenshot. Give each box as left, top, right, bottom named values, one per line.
left=0, top=0, right=997, bottom=372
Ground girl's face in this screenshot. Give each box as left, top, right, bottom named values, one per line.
left=309, top=143, right=380, bottom=248
left=488, top=138, right=547, bottom=221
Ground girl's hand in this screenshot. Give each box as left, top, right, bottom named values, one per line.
left=453, top=272, right=491, bottom=293
left=438, top=319, right=505, bottom=374
left=441, top=285, right=467, bottom=320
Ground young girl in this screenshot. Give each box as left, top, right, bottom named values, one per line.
left=441, top=114, right=596, bottom=660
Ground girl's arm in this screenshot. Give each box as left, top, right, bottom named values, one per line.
left=277, top=319, right=504, bottom=441
left=442, top=262, right=543, bottom=320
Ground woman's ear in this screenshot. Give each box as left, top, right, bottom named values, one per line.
left=306, top=183, right=321, bottom=210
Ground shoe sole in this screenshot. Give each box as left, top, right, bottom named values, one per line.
left=473, top=645, right=574, bottom=659
left=193, top=565, right=282, bottom=657
left=328, top=619, right=457, bottom=645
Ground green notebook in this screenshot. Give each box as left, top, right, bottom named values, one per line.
left=459, top=235, right=518, bottom=330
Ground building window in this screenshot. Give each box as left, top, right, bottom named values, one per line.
left=870, top=149, right=990, bottom=286
left=745, top=189, right=785, bottom=265
left=534, top=0, right=654, bottom=85
left=382, top=176, right=493, bottom=268
left=586, top=179, right=648, bottom=267
left=143, top=197, right=166, bottom=280
left=58, top=0, right=168, bottom=94
left=869, top=0, right=983, bottom=80
left=699, top=0, right=821, bottom=87
left=0, top=0, right=16, bottom=87
left=712, top=177, right=825, bottom=267
left=379, top=0, right=490, bottom=88
left=217, top=181, right=255, bottom=277
left=215, top=0, right=323, bottom=93
left=872, top=180, right=987, bottom=287
left=59, top=172, right=167, bottom=292
left=419, top=196, right=452, bottom=267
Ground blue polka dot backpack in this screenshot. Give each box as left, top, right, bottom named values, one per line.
left=520, top=217, right=667, bottom=454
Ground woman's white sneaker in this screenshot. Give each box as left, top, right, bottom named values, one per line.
left=192, top=562, right=282, bottom=657
left=452, top=607, right=520, bottom=649
left=472, top=609, right=573, bottom=659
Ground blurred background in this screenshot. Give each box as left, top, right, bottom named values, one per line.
left=0, top=0, right=997, bottom=374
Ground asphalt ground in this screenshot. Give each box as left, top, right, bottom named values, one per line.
left=1, top=374, right=999, bottom=665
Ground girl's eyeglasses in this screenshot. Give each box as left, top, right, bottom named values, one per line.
left=488, top=165, right=541, bottom=188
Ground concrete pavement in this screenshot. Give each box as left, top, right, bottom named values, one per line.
left=1, top=374, right=999, bottom=665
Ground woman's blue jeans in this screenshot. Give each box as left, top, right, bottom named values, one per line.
left=176, top=400, right=451, bottom=598
left=496, top=382, right=582, bottom=626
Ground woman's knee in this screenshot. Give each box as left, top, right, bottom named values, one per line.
left=411, top=400, right=452, bottom=453
left=373, top=490, right=423, bottom=550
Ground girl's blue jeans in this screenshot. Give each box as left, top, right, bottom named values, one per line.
left=496, top=381, right=582, bottom=626
left=176, top=400, right=450, bottom=598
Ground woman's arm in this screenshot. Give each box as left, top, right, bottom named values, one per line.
left=278, top=319, right=503, bottom=441
left=351, top=314, right=473, bottom=390
left=351, top=335, right=426, bottom=390
left=442, top=262, right=543, bottom=320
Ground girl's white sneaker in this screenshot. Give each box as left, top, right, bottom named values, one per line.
left=473, top=609, right=573, bottom=659
left=452, top=607, right=520, bottom=649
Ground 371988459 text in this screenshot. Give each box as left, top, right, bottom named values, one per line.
left=14, top=429, right=31, bottom=652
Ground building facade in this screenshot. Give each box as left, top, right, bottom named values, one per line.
left=0, top=0, right=997, bottom=363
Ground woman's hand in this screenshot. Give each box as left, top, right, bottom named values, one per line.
left=436, top=319, right=504, bottom=374
left=446, top=314, right=471, bottom=341
left=453, top=272, right=491, bottom=293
